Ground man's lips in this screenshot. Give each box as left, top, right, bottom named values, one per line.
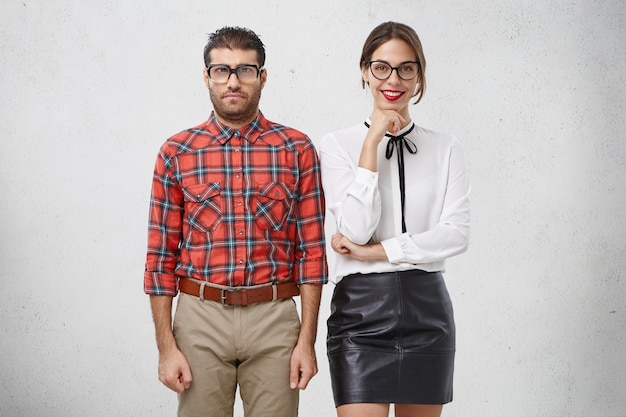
left=223, top=91, right=245, bottom=99
left=381, top=90, right=404, bottom=101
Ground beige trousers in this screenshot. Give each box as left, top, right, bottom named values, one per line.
left=173, top=293, right=301, bottom=417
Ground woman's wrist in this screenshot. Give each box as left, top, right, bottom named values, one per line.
left=359, top=136, right=380, bottom=171
left=368, top=242, right=388, bottom=261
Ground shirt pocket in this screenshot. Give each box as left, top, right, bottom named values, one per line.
left=254, top=181, right=295, bottom=231
left=182, top=182, right=222, bottom=232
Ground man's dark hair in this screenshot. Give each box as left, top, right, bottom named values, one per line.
left=203, top=26, right=266, bottom=68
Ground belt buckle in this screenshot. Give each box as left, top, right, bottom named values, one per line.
left=220, top=286, right=249, bottom=306
left=220, top=287, right=247, bottom=306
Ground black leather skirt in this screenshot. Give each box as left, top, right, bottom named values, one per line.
left=327, top=270, right=455, bottom=406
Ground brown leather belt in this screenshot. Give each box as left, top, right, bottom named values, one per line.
left=178, top=278, right=299, bottom=306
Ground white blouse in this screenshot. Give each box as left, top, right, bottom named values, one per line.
left=318, top=121, right=470, bottom=284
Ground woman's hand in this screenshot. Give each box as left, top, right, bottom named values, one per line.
left=359, top=109, right=407, bottom=172
left=369, top=109, right=406, bottom=137
left=331, top=233, right=388, bottom=261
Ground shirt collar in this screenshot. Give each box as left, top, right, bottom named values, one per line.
left=206, top=111, right=266, bottom=144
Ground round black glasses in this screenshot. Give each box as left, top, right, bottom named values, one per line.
left=368, top=61, right=419, bottom=81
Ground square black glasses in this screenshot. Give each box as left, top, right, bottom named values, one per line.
left=206, top=64, right=263, bottom=83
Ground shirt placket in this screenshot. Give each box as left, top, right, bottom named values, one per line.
left=231, top=131, right=246, bottom=285
left=386, top=139, right=403, bottom=236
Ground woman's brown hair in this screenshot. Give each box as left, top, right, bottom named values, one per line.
left=360, top=22, right=426, bottom=104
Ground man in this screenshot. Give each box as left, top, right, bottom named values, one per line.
left=144, top=26, right=327, bottom=417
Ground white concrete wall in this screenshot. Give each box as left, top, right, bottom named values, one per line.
left=1, top=1, right=624, bottom=416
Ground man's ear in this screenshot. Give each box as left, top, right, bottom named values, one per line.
left=203, top=67, right=209, bottom=87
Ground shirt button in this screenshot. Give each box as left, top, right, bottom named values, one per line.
left=237, top=201, right=242, bottom=206
left=238, top=230, right=243, bottom=235
left=236, top=174, right=240, bottom=179
left=239, top=259, right=244, bottom=264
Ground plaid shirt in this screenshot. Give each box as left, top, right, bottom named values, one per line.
left=144, top=111, right=327, bottom=296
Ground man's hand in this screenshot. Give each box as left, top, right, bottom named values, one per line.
left=158, top=347, right=192, bottom=394
left=289, top=342, right=318, bottom=390
left=149, top=295, right=192, bottom=394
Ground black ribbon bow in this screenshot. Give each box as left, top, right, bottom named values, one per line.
left=364, top=121, right=417, bottom=233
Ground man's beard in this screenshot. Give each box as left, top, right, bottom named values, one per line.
left=209, top=86, right=262, bottom=126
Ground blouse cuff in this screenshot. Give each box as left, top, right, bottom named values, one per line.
left=380, top=237, right=404, bottom=264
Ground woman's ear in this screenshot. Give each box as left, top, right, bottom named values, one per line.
left=361, top=66, right=369, bottom=88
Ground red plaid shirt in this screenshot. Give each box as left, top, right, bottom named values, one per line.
left=144, top=111, right=327, bottom=296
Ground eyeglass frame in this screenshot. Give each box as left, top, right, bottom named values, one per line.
left=205, top=64, right=264, bottom=82
left=367, top=60, right=420, bottom=81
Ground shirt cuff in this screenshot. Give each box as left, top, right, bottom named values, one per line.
left=143, top=272, right=179, bottom=296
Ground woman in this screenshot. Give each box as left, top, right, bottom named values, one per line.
left=318, top=22, right=470, bottom=417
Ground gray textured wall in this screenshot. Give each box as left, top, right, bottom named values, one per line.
left=1, top=1, right=624, bottom=416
